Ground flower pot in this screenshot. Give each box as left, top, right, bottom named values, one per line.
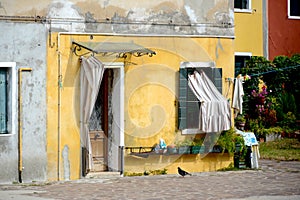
left=235, top=143, right=241, bottom=153
left=236, top=122, right=245, bottom=130
left=167, top=146, right=177, bottom=154
left=178, top=146, right=191, bottom=154
left=191, top=146, right=201, bottom=154
left=199, top=146, right=205, bottom=154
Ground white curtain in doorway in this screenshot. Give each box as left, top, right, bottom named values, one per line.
left=188, top=70, right=231, bottom=132
left=80, top=56, right=105, bottom=172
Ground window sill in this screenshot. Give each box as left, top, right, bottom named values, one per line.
left=0, top=133, right=15, bottom=137
left=234, top=9, right=252, bottom=14
left=288, top=16, right=300, bottom=20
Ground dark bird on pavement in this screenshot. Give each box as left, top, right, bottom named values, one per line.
left=178, top=167, right=192, bottom=177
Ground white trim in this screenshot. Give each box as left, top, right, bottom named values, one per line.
left=288, top=16, right=300, bottom=19
left=180, top=61, right=215, bottom=68
left=107, top=62, right=124, bottom=173
left=234, top=9, right=253, bottom=13
left=182, top=129, right=205, bottom=135
left=234, top=0, right=252, bottom=13
left=288, top=0, right=300, bottom=19
left=103, top=62, right=124, bottom=147
left=0, top=62, right=17, bottom=137
left=235, top=52, right=252, bottom=57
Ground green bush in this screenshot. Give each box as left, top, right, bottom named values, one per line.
left=240, top=54, right=299, bottom=128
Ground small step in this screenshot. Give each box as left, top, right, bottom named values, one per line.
left=85, top=171, right=121, bottom=179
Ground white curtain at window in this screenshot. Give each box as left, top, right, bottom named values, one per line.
left=80, top=56, right=105, bottom=172
left=188, top=70, right=231, bottom=132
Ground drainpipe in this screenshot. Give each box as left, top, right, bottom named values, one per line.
left=57, top=33, right=62, bottom=181
left=57, top=51, right=62, bottom=181
left=18, top=68, right=32, bottom=183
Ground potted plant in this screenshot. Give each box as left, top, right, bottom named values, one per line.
left=176, top=139, right=193, bottom=154
left=217, top=128, right=245, bottom=156
left=235, top=114, right=246, bottom=130
left=167, top=144, right=177, bottom=154
left=191, top=137, right=204, bottom=154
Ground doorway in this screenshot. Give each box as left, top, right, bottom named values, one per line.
left=87, top=63, right=124, bottom=173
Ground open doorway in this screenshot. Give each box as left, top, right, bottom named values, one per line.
left=87, top=63, right=124, bottom=173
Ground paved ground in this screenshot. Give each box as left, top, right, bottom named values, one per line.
left=0, top=159, right=300, bottom=200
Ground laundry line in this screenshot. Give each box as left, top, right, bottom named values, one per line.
left=225, top=64, right=299, bottom=105
left=245, top=64, right=300, bottom=77
left=226, top=64, right=300, bottom=81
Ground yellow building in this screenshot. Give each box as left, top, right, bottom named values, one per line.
left=234, top=0, right=265, bottom=75
left=47, top=34, right=235, bottom=180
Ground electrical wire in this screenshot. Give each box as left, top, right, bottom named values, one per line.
left=245, top=64, right=300, bottom=77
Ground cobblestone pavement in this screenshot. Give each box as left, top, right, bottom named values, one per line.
left=0, top=159, right=300, bottom=200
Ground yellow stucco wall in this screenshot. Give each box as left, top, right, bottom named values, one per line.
left=125, top=153, right=233, bottom=175
left=234, top=0, right=263, bottom=56
left=47, top=33, right=234, bottom=180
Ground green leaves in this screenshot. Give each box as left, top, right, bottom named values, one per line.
left=240, top=54, right=300, bottom=121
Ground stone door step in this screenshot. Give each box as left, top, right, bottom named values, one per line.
left=85, top=171, right=121, bottom=179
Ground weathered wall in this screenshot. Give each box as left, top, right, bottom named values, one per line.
left=0, top=22, right=47, bottom=183
left=0, top=0, right=234, bottom=36
left=234, top=0, right=263, bottom=56
left=0, top=0, right=235, bottom=182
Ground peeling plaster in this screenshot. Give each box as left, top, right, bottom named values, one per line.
left=0, top=0, right=234, bottom=36
left=184, top=5, right=206, bottom=33
left=47, top=0, right=85, bottom=32
left=62, top=145, right=70, bottom=181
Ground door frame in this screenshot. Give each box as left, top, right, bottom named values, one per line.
left=81, top=61, right=124, bottom=176
left=100, top=62, right=125, bottom=173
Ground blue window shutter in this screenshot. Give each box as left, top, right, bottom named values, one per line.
left=178, top=67, right=222, bottom=130
left=0, top=68, right=8, bottom=134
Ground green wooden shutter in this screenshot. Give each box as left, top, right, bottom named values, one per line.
left=178, top=68, right=187, bottom=130
left=178, top=67, right=222, bottom=130
left=0, top=68, right=8, bottom=134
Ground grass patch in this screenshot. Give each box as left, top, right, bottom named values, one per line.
left=124, top=168, right=168, bottom=176
left=123, top=172, right=144, bottom=176
left=217, top=163, right=240, bottom=171
left=260, top=138, right=300, bottom=161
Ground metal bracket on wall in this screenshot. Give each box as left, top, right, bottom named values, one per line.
left=72, top=41, right=156, bottom=58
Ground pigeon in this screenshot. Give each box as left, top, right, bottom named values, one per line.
left=178, top=167, right=192, bottom=177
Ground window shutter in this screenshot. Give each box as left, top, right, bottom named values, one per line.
left=178, top=68, right=187, bottom=130
left=178, top=67, right=222, bottom=130
left=0, top=68, right=7, bottom=134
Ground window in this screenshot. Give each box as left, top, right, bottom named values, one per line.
left=288, top=0, right=300, bottom=19
left=235, top=53, right=251, bottom=77
left=178, top=62, right=222, bottom=133
left=0, top=62, right=16, bottom=135
left=0, top=68, right=7, bottom=133
left=234, top=0, right=251, bottom=11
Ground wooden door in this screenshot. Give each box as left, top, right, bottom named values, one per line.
left=89, top=70, right=110, bottom=172
left=89, top=130, right=107, bottom=172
